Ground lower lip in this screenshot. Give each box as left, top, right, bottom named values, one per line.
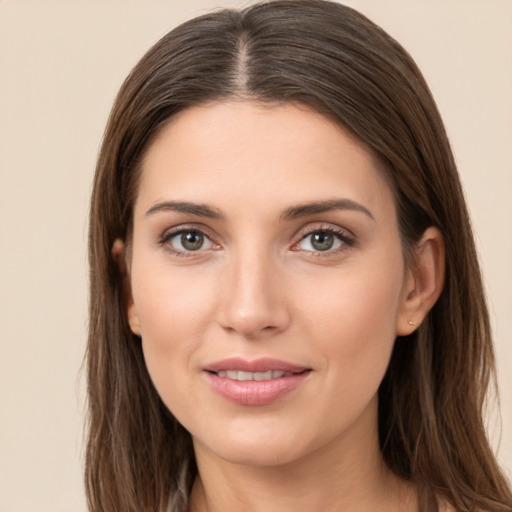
left=205, top=371, right=311, bottom=406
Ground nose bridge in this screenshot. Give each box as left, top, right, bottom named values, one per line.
left=218, top=242, right=289, bottom=337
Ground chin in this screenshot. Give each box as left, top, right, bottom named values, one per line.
left=200, top=437, right=309, bottom=468
left=187, top=393, right=381, bottom=471
left=191, top=418, right=317, bottom=468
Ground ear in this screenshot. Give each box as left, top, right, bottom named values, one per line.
left=112, top=239, right=141, bottom=336
left=396, top=227, right=445, bottom=336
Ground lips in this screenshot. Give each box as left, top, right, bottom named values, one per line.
left=204, top=357, right=308, bottom=374
left=216, top=369, right=291, bottom=381
left=203, top=358, right=311, bottom=406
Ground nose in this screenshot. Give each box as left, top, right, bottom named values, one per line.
left=217, top=248, right=291, bottom=339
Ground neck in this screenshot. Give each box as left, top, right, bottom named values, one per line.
left=188, top=401, right=417, bottom=512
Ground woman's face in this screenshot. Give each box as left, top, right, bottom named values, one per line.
left=125, top=101, right=415, bottom=467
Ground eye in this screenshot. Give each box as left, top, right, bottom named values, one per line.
left=161, top=228, right=216, bottom=254
left=295, top=228, right=353, bottom=253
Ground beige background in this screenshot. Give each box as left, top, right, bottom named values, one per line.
left=0, top=1, right=510, bottom=510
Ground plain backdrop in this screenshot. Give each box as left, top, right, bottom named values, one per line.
left=0, top=1, right=511, bottom=510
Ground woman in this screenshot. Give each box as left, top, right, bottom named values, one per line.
left=85, top=1, right=512, bottom=511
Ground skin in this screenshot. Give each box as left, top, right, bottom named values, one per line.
left=117, top=101, right=445, bottom=512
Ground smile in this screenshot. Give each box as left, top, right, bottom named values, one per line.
left=203, top=358, right=311, bottom=406
left=215, top=370, right=292, bottom=381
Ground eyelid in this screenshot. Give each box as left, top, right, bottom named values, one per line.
left=159, top=224, right=221, bottom=256
left=157, top=222, right=355, bottom=258
left=291, top=223, right=356, bottom=254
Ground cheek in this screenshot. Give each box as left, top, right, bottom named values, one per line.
left=284, top=258, right=404, bottom=443
left=133, top=259, right=216, bottom=336
left=298, top=254, right=404, bottom=378
left=131, top=263, right=218, bottom=397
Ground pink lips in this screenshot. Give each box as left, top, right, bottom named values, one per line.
left=203, top=358, right=311, bottom=406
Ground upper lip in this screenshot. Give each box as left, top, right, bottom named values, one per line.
left=203, top=357, right=310, bottom=374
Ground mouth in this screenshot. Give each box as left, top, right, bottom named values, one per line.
left=203, top=358, right=311, bottom=406
left=204, top=357, right=309, bottom=374
left=213, top=370, right=297, bottom=381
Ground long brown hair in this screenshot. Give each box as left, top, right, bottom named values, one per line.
left=86, top=1, right=512, bottom=511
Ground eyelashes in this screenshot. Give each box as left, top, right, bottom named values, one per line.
left=158, top=224, right=355, bottom=259
left=167, top=230, right=214, bottom=252
left=159, top=227, right=219, bottom=257
left=293, top=226, right=354, bottom=254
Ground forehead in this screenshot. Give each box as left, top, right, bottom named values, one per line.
left=135, top=101, right=395, bottom=220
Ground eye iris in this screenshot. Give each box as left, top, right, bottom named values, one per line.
left=181, top=231, right=204, bottom=251
left=311, top=232, right=334, bottom=251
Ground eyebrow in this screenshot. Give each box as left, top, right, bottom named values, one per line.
left=145, top=201, right=224, bottom=219
left=281, top=199, right=375, bottom=221
left=145, top=198, right=374, bottom=222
